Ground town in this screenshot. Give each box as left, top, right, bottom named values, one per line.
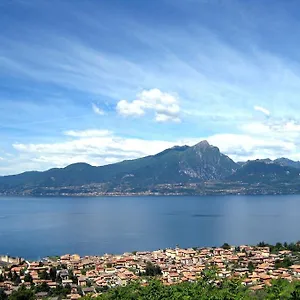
left=1, top=242, right=300, bottom=299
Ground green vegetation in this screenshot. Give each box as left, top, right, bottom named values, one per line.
left=257, top=241, right=300, bottom=253
left=9, top=285, right=35, bottom=300
left=38, top=270, right=49, bottom=280
left=23, top=273, right=33, bottom=283
left=275, top=257, right=293, bottom=269
left=4, top=283, right=72, bottom=300
left=47, top=255, right=60, bottom=261
left=140, top=262, right=162, bottom=277
left=247, top=261, right=255, bottom=273
left=79, top=278, right=300, bottom=300
left=221, top=242, right=231, bottom=250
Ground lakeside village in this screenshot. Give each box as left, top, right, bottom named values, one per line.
left=2, top=243, right=300, bottom=299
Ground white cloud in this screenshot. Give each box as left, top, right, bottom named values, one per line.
left=241, top=122, right=271, bottom=135
left=64, top=129, right=112, bottom=137
left=241, top=120, right=300, bottom=141
left=116, top=88, right=181, bottom=122
left=254, top=105, right=270, bottom=116
left=155, top=113, right=180, bottom=123
left=205, top=133, right=295, bottom=162
left=8, top=121, right=300, bottom=175
left=116, top=99, right=145, bottom=116
left=3, top=118, right=300, bottom=175
left=11, top=130, right=177, bottom=172
left=92, top=103, right=105, bottom=115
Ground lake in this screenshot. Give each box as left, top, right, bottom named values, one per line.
left=1, top=195, right=300, bottom=259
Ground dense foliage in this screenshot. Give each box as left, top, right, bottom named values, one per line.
left=80, top=278, right=300, bottom=300
left=257, top=241, right=300, bottom=253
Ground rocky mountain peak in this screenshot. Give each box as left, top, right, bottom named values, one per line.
left=194, top=140, right=211, bottom=149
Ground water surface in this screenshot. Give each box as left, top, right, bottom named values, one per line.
left=1, top=195, right=300, bottom=259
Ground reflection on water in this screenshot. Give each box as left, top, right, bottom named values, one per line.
left=1, top=195, right=300, bottom=259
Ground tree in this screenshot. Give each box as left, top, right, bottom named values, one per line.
left=68, top=269, right=78, bottom=284
left=35, top=282, right=50, bottom=293
left=50, top=284, right=70, bottom=298
left=38, top=269, right=49, bottom=280
left=24, top=273, right=33, bottom=283
left=257, top=241, right=267, bottom=247
left=248, top=261, right=255, bottom=273
left=49, top=267, right=57, bottom=282
left=7, top=271, right=12, bottom=280
left=13, top=276, right=21, bottom=286
left=0, top=289, right=7, bottom=300
left=9, top=285, right=35, bottom=300
left=0, top=274, right=5, bottom=283
left=221, top=243, right=231, bottom=250
left=144, top=262, right=162, bottom=277
left=65, top=283, right=72, bottom=295
left=11, top=271, right=21, bottom=286
left=275, top=257, right=292, bottom=269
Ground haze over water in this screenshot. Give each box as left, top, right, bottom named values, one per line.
left=1, top=195, right=300, bottom=260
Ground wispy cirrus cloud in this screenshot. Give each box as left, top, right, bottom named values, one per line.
left=254, top=105, right=270, bottom=116
left=92, top=103, right=105, bottom=115
left=3, top=0, right=300, bottom=174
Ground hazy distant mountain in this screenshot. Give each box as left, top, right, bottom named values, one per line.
left=237, top=158, right=273, bottom=167
left=238, top=158, right=300, bottom=169
left=228, top=160, right=300, bottom=184
left=0, top=141, right=237, bottom=191
left=273, top=158, right=300, bottom=169
left=113, top=140, right=238, bottom=187
left=1, top=141, right=300, bottom=196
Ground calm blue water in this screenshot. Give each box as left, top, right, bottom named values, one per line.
left=1, top=195, right=300, bottom=259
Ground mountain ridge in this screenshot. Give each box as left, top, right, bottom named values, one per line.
left=1, top=140, right=300, bottom=196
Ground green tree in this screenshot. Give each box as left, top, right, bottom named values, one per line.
left=35, top=282, right=50, bottom=293
left=49, top=267, right=57, bottom=282
left=248, top=261, right=255, bottom=273
left=221, top=243, right=231, bottom=250
left=24, top=273, right=33, bottom=283
left=143, top=262, right=162, bottom=277
left=38, top=269, right=49, bottom=280
left=68, top=269, right=77, bottom=284
left=0, top=274, right=5, bottom=283
left=9, top=285, right=35, bottom=300
left=7, top=271, right=12, bottom=281
left=0, top=289, right=8, bottom=300
left=275, top=257, right=292, bottom=269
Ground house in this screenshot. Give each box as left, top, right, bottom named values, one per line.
left=78, top=276, right=87, bottom=287
left=58, top=269, right=69, bottom=280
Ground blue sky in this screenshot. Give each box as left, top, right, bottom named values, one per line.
left=1, top=0, right=300, bottom=175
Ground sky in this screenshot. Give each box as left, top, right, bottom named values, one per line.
left=1, top=0, right=300, bottom=175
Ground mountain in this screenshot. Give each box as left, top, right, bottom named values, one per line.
left=2, top=141, right=300, bottom=196
left=228, top=160, right=300, bottom=184
left=0, top=141, right=238, bottom=195
left=273, top=158, right=300, bottom=169
left=237, top=158, right=300, bottom=170
left=113, top=140, right=238, bottom=187
left=237, top=158, right=273, bottom=167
